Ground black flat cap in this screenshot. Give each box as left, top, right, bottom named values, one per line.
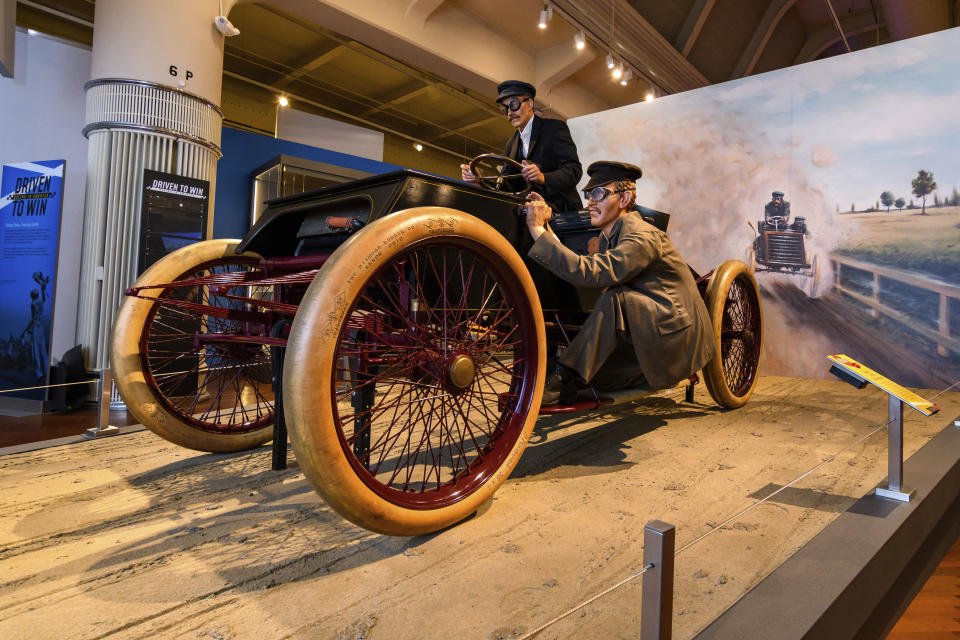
left=584, top=161, right=643, bottom=189
left=772, top=191, right=784, bottom=198
left=496, top=80, right=536, bottom=103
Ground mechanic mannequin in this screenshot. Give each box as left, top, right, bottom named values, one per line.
left=763, top=190, right=791, bottom=226
left=524, top=161, right=715, bottom=405
left=461, top=80, right=583, bottom=213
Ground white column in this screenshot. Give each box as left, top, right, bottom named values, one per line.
left=77, top=0, right=236, bottom=370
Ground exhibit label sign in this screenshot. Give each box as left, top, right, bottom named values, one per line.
left=139, top=169, right=208, bottom=274
left=827, top=354, right=939, bottom=416
left=0, top=160, right=65, bottom=399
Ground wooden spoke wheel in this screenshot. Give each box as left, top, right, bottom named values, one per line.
left=111, top=239, right=275, bottom=452
left=468, top=153, right=529, bottom=197
left=284, top=207, right=546, bottom=535
left=702, top=260, right=763, bottom=409
left=803, top=253, right=821, bottom=297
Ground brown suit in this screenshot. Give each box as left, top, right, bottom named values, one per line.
left=528, top=212, right=716, bottom=389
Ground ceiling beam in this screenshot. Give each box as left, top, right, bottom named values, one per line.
left=405, top=0, right=446, bottom=25
left=551, top=0, right=709, bottom=95
left=433, top=114, right=503, bottom=139
left=794, top=10, right=882, bottom=64
left=673, top=0, right=715, bottom=58
left=535, top=40, right=596, bottom=96
left=730, top=0, right=796, bottom=79
left=274, top=42, right=350, bottom=88
left=360, top=83, right=432, bottom=117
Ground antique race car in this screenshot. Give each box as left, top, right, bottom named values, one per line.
left=112, top=154, right=763, bottom=536
left=747, top=214, right=820, bottom=296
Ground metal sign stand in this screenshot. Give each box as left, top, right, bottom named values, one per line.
left=827, top=354, right=940, bottom=503
left=84, top=368, right=120, bottom=438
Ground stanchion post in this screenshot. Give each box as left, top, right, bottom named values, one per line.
left=85, top=368, right=119, bottom=438
left=641, top=520, right=675, bottom=640
left=875, top=396, right=914, bottom=501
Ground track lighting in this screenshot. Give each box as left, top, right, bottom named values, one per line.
left=612, top=62, right=623, bottom=80
left=413, top=143, right=423, bottom=152
left=278, top=96, right=289, bottom=107
left=606, top=53, right=615, bottom=69
left=620, top=69, right=632, bottom=86
left=574, top=31, right=585, bottom=49
left=538, top=5, right=552, bottom=29
left=645, top=91, right=655, bottom=102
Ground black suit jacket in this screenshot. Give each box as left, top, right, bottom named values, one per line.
left=505, top=116, right=583, bottom=213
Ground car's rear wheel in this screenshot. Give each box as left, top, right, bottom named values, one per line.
left=284, top=207, right=546, bottom=535
left=111, top=240, right=275, bottom=452
left=702, top=260, right=763, bottom=408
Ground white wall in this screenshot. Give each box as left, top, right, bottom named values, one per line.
left=276, top=107, right=385, bottom=161
left=0, top=29, right=91, bottom=362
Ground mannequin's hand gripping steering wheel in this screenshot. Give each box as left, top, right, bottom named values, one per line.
left=468, top=153, right=531, bottom=198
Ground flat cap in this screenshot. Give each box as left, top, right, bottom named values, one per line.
left=584, top=161, right=643, bottom=190
left=496, top=80, right=536, bottom=103
left=772, top=191, right=784, bottom=198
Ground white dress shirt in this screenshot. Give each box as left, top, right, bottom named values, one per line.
left=519, top=116, right=535, bottom=158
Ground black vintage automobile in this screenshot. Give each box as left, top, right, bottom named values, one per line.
left=111, top=154, right=763, bottom=535
left=747, top=213, right=820, bottom=296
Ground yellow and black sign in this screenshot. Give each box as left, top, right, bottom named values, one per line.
left=827, top=354, right=940, bottom=416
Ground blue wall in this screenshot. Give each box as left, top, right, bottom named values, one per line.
left=213, top=127, right=402, bottom=239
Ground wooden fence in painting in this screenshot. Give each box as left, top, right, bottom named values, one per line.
left=831, top=254, right=959, bottom=357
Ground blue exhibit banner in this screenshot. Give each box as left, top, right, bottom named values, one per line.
left=0, top=160, right=65, bottom=399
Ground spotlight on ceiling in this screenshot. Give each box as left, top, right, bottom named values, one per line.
left=620, top=69, right=632, bottom=86
left=413, top=143, right=423, bottom=151
left=645, top=91, right=655, bottom=102
left=612, top=63, right=623, bottom=80
left=574, top=31, right=585, bottom=50
left=606, top=54, right=615, bottom=69
left=278, top=96, right=289, bottom=107
left=538, top=5, right=552, bottom=29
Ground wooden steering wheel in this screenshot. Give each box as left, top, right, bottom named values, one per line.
left=468, top=153, right=530, bottom=197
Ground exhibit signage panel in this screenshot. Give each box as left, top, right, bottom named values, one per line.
left=139, top=169, right=209, bottom=274
left=0, top=160, right=65, bottom=399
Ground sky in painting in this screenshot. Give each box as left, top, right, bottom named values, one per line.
left=568, top=27, right=960, bottom=270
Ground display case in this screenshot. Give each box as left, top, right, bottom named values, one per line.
left=250, top=155, right=372, bottom=225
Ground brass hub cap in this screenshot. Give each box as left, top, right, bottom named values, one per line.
left=447, top=354, right=475, bottom=391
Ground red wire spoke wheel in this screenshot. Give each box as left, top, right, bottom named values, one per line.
left=284, top=207, right=546, bottom=535
left=702, top=260, right=763, bottom=408
left=112, top=239, right=275, bottom=452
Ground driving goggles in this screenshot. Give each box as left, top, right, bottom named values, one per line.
left=582, top=186, right=629, bottom=201
left=500, top=97, right=530, bottom=114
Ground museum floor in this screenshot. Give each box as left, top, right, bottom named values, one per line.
left=1, top=375, right=958, bottom=639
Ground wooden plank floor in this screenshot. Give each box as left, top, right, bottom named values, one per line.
left=887, top=536, right=960, bottom=639
left=0, top=407, right=138, bottom=448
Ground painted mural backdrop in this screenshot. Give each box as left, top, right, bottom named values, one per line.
left=567, top=28, right=960, bottom=389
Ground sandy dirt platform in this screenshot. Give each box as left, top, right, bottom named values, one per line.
left=1, top=376, right=958, bottom=640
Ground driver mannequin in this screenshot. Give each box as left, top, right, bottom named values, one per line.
left=763, top=190, right=791, bottom=227
left=461, top=80, right=582, bottom=213
left=524, top=161, right=715, bottom=405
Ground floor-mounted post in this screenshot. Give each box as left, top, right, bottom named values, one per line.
left=641, top=520, right=675, bottom=640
